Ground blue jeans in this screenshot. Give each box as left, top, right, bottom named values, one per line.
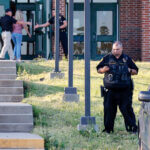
left=12, top=33, right=22, bottom=60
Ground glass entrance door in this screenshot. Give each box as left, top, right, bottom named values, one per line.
left=91, top=3, right=117, bottom=59
left=16, top=2, right=45, bottom=59
left=72, top=2, right=117, bottom=60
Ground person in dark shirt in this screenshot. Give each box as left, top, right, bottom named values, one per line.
left=96, top=41, right=138, bottom=133
left=0, top=8, right=31, bottom=60
left=34, top=9, right=68, bottom=58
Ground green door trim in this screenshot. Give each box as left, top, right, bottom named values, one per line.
left=0, top=0, right=9, bottom=10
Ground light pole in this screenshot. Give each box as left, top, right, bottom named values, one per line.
left=63, top=0, right=79, bottom=102
left=50, top=0, right=64, bottom=79
left=77, top=0, right=98, bottom=131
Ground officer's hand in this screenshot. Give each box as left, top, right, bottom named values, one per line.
left=27, top=22, right=32, bottom=26
left=98, top=66, right=110, bottom=73
left=102, top=66, right=110, bottom=72
left=34, top=24, right=39, bottom=29
left=128, top=68, right=138, bottom=75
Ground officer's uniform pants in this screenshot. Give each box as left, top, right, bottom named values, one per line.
left=60, top=31, right=68, bottom=57
left=0, top=31, right=14, bottom=60
left=126, top=90, right=137, bottom=131
left=104, top=88, right=137, bottom=132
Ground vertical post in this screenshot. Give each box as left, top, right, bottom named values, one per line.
left=63, top=0, right=79, bottom=102
left=77, top=0, right=98, bottom=131
left=50, top=0, right=64, bottom=79
left=68, top=0, right=73, bottom=88
left=46, top=0, right=50, bottom=59
left=54, top=0, right=60, bottom=72
left=84, top=0, right=91, bottom=117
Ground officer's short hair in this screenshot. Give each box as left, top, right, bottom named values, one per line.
left=5, top=8, right=12, bottom=13
left=113, top=41, right=123, bottom=48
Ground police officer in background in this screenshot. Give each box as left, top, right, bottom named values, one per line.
left=96, top=41, right=138, bottom=133
left=34, top=9, right=68, bottom=58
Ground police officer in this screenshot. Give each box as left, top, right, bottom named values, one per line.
left=34, top=9, right=68, bottom=58
left=96, top=41, right=138, bottom=133
left=0, top=8, right=31, bottom=60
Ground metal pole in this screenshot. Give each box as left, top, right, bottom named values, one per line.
left=78, top=0, right=97, bottom=131
left=63, top=0, right=79, bottom=102
left=50, top=0, right=65, bottom=79
left=55, top=0, right=60, bottom=72
left=46, top=0, right=50, bottom=59
left=68, top=0, right=73, bottom=87
left=84, top=0, right=91, bottom=117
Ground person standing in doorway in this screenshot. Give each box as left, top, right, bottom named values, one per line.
left=0, top=8, right=31, bottom=60
left=34, top=9, right=68, bottom=58
left=12, top=10, right=31, bottom=62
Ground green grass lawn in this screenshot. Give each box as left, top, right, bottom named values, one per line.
left=16, top=60, right=150, bottom=150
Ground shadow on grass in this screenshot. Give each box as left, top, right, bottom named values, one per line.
left=17, top=63, right=53, bottom=75
left=24, top=81, right=64, bottom=98
left=74, top=74, right=103, bottom=80
left=32, top=105, right=83, bottom=150
left=135, top=82, right=149, bottom=86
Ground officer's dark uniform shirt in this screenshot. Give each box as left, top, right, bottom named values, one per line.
left=0, top=15, right=17, bottom=32
left=48, top=15, right=67, bottom=32
left=97, top=53, right=138, bottom=74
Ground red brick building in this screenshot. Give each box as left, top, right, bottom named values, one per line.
left=55, top=0, right=150, bottom=61
left=0, top=0, right=149, bottom=61
left=120, top=0, right=149, bottom=61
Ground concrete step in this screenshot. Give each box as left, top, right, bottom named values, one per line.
left=0, top=103, right=32, bottom=114
left=0, top=95, right=23, bottom=102
left=0, top=133, right=44, bottom=149
left=0, top=67, right=16, bottom=74
left=0, top=123, right=33, bottom=132
left=0, top=87, right=23, bottom=95
left=0, top=103, right=33, bottom=132
left=0, top=114, right=33, bottom=123
left=0, top=74, right=16, bottom=80
left=0, top=60, right=16, bottom=67
left=0, top=80, right=23, bottom=87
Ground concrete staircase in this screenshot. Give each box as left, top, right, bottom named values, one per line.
left=0, top=60, right=44, bottom=149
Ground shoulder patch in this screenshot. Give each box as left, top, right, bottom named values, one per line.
left=122, top=58, right=127, bottom=63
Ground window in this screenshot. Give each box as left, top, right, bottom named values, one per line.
left=93, top=0, right=117, bottom=2
left=74, top=11, right=84, bottom=35
left=67, top=0, right=117, bottom=3
left=97, top=42, right=112, bottom=55
left=97, top=11, right=113, bottom=35
left=0, top=5, right=5, bottom=17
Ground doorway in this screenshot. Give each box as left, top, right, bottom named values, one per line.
left=91, top=3, right=117, bottom=60
left=72, top=2, right=117, bottom=60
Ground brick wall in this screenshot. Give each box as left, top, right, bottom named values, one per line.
left=119, top=0, right=142, bottom=61
left=52, top=0, right=66, bottom=59
left=140, top=0, right=150, bottom=61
